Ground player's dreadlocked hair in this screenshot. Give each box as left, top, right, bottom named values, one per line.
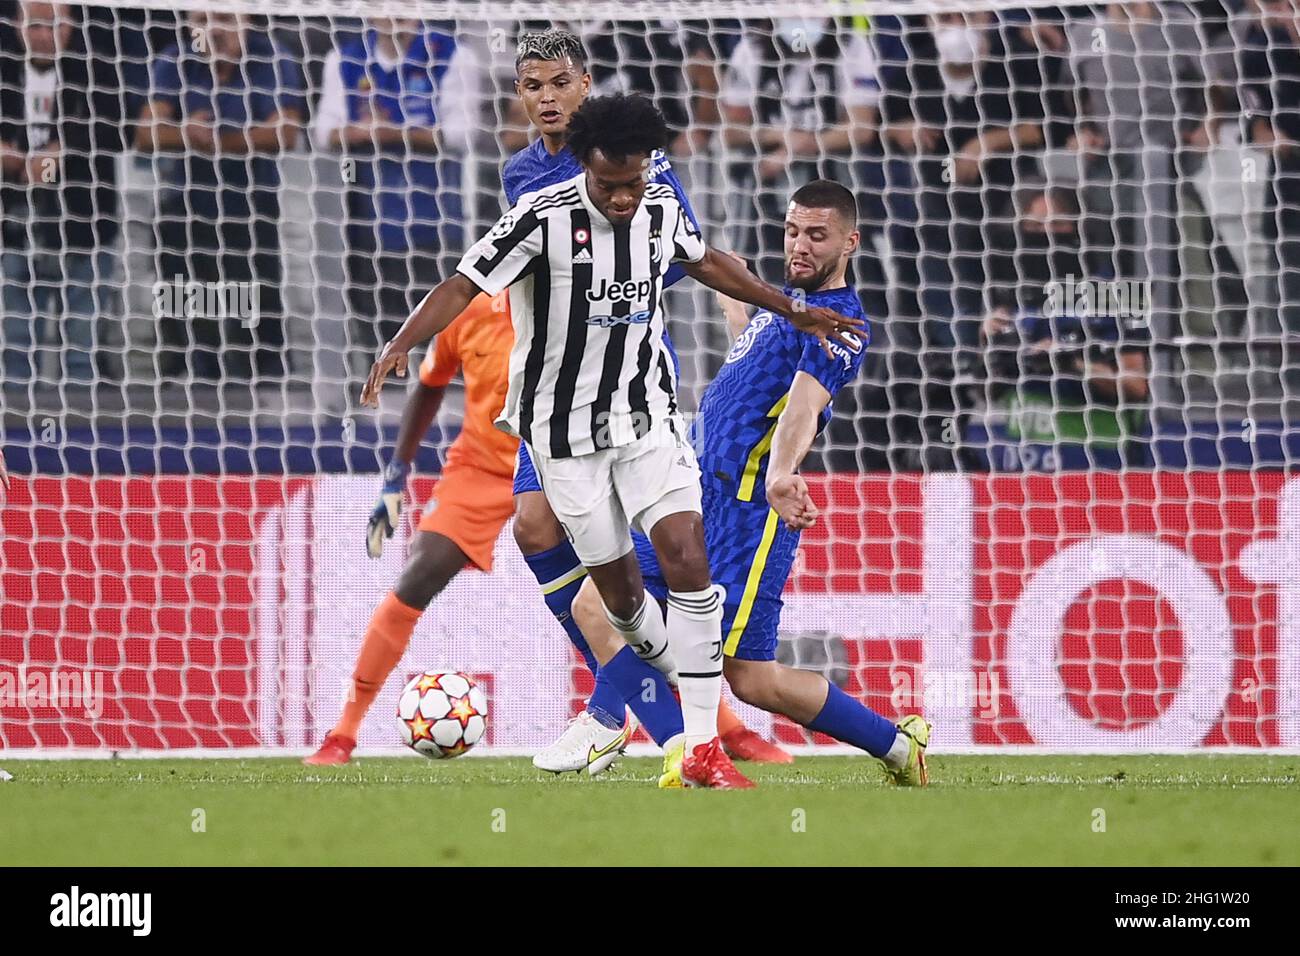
left=565, top=94, right=669, bottom=166
left=515, top=28, right=587, bottom=72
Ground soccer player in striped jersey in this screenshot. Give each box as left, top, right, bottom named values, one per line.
left=503, top=29, right=788, bottom=771
left=570, top=180, right=932, bottom=785
left=363, top=94, right=864, bottom=788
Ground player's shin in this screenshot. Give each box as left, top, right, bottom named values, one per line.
left=807, top=679, right=916, bottom=770
left=601, top=645, right=683, bottom=747
left=524, top=542, right=592, bottom=660
left=666, top=586, right=725, bottom=751
left=603, top=590, right=679, bottom=682
left=335, top=592, right=422, bottom=740
left=524, top=542, right=624, bottom=728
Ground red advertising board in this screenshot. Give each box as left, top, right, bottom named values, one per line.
left=2, top=473, right=1294, bottom=752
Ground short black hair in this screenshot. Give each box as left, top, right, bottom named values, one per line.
left=565, top=94, right=669, bottom=166
left=515, top=29, right=587, bottom=72
left=789, top=179, right=858, bottom=229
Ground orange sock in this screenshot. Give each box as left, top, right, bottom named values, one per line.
left=332, top=592, right=423, bottom=741
left=717, top=699, right=745, bottom=737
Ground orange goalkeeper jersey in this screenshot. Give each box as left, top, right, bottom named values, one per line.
left=418, top=291, right=518, bottom=479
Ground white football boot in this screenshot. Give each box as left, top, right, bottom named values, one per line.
left=532, top=708, right=639, bottom=776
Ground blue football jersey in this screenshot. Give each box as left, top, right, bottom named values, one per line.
left=695, top=285, right=869, bottom=502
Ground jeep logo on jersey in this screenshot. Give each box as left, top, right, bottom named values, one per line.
left=586, top=278, right=653, bottom=303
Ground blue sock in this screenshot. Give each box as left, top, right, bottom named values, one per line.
left=807, top=682, right=899, bottom=758
left=523, top=542, right=624, bottom=729
left=602, top=646, right=683, bottom=747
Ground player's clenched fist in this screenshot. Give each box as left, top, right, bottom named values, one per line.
left=360, top=345, right=409, bottom=408
left=766, top=474, right=819, bottom=531
left=367, top=459, right=410, bottom=558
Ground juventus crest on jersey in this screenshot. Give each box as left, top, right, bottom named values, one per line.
left=457, top=172, right=706, bottom=459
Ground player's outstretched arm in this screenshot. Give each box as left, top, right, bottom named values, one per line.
left=360, top=273, right=479, bottom=408
left=681, top=248, right=864, bottom=355
left=765, top=371, right=833, bottom=531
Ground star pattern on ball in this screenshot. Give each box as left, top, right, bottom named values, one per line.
left=407, top=713, right=435, bottom=742
left=415, top=673, right=443, bottom=694
left=448, top=694, right=478, bottom=728
left=440, top=740, right=470, bottom=758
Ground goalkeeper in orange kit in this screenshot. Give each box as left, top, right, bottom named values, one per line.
left=305, top=291, right=519, bottom=764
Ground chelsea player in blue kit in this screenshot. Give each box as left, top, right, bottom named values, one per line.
left=571, top=181, right=931, bottom=786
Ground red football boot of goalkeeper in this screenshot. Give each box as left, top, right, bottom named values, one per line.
left=721, top=726, right=794, bottom=765
left=681, top=738, right=756, bottom=789
left=303, top=733, right=356, bottom=766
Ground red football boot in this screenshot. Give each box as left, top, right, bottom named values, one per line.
left=681, top=738, right=756, bottom=789
left=303, top=733, right=356, bottom=766
left=721, top=726, right=794, bottom=765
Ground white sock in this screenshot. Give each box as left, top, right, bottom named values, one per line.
left=604, top=590, right=678, bottom=682
left=883, top=731, right=912, bottom=770
left=667, top=586, right=724, bottom=752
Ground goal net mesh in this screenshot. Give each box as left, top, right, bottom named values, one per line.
left=1, top=0, right=1296, bottom=754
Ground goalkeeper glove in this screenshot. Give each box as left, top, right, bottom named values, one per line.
left=367, top=458, right=410, bottom=559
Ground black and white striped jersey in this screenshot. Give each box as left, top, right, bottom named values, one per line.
left=456, top=172, right=706, bottom=459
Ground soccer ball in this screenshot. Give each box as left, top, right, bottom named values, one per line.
left=397, top=670, right=488, bottom=758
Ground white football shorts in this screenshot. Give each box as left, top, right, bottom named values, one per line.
left=526, top=416, right=703, bottom=567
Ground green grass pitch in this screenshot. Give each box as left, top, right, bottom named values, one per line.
left=1, top=755, right=1296, bottom=866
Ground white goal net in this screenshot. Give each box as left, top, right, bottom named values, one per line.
left=1, top=0, right=1298, bottom=755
